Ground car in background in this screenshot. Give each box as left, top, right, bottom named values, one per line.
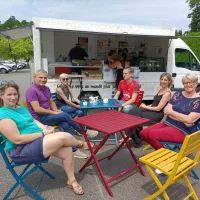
left=17, top=61, right=27, bottom=69
left=0, top=60, right=17, bottom=71
left=0, top=64, right=12, bottom=74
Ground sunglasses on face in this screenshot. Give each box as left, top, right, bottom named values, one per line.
left=62, top=78, right=68, bottom=81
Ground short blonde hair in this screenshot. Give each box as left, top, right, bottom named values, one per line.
left=182, top=73, right=198, bottom=84
left=59, top=73, right=68, bottom=80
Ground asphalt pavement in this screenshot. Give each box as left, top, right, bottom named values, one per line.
left=0, top=137, right=200, bottom=200
left=0, top=71, right=200, bottom=200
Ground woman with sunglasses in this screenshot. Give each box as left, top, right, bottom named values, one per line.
left=140, top=73, right=200, bottom=150
left=0, top=80, right=90, bottom=195
left=56, top=73, right=86, bottom=118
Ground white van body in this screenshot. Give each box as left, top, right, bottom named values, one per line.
left=29, top=18, right=200, bottom=100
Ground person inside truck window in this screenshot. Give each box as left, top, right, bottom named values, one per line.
left=109, top=53, right=130, bottom=88
left=56, top=73, right=86, bottom=118
left=107, top=50, right=118, bottom=64
left=114, top=67, right=139, bottom=113
left=68, top=43, right=88, bottom=61
left=140, top=73, right=200, bottom=150
left=128, top=72, right=172, bottom=146
left=0, top=80, right=94, bottom=195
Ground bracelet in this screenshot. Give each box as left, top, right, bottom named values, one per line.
left=41, top=131, right=45, bottom=137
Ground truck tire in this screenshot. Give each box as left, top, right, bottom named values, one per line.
left=0, top=68, right=7, bottom=74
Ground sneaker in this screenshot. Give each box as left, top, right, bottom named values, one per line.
left=86, top=129, right=98, bottom=138
left=155, top=169, right=163, bottom=174
left=73, top=149, right=89, bottom=159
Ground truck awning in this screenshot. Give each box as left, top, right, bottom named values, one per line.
left=0, top=25, right=32, bottom=40
left=33, top=17, right=176, bottom=37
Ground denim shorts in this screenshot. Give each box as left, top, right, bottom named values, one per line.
left=9, top=137, right=46, bottom=164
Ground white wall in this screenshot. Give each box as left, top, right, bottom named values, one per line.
left=41, top=31, right=55, bottom=61
left=54, top=32, right=96, bottom=60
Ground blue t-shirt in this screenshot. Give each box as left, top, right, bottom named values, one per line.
left=164, top=92, right=200, bottom=135
left=0, top=105, right=42, bottom=152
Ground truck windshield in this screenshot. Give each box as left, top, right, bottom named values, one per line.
left=175, top=48, right=200, bottom=71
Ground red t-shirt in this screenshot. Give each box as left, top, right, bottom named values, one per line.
left=118, top=80, right=140, bottom=101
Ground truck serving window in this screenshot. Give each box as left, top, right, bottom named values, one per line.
left=175, top=48, right=199, bottom=71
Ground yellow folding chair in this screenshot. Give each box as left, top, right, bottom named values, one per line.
left=139, top=130, right=200, bottom=200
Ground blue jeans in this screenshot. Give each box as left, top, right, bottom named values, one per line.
left=60, top=105, right=86, bottom=117
left=118, top=100, right=136, bottom=113
left=36, top=112, right=82, bottom=152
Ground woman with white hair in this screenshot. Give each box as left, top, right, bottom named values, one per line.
left=140, top=73, right=200, bottom=150
left=56, top=73, right=98, bottom=138
left=56, top=73, right=85, bottom=118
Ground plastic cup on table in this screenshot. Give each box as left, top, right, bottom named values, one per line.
left=83, top=101, right=87, bottom=106
left=103, top=98, right=109, bottom=104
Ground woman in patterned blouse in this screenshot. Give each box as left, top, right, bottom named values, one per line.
left=140, top=73, right=200, bottom=150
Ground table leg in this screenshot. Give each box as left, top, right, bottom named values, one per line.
left=79, top=126, right=114, bottom=196
left=107, top=128, right=145, bottom=176
left=79, top=133, right=110, bottom=172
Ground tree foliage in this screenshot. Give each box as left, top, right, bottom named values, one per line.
left=0, top=16, right=33, bottom=61
left=187, top=0, right=200, bottom=32
left=183, top=32, right=200, bottom=60
left=0, top=16, right=31, bottom=30
left=175, top=30, right=183, bottom=36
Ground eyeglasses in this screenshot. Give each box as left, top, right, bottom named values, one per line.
left=62, top=78, right=68, bottom=81
left=183, top=82, right=195, bottom=85
left=0, top=80, right=16, bottom=87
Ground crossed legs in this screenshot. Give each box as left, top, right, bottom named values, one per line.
left=42, top=132, right=87, bottom=194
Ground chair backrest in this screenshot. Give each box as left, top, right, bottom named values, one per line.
left=0, top=136, right=11, bottom=169
left=181, top=130, right=200, bottom=159
left=135, top=91, right=144, bottom=107
left=51, top=93, right=57, bottom=103
left=20, top=101, right=28, bottom=108
left=169, top=130, right=200, bottom=178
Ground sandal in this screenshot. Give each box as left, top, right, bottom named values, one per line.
left=67, top=180, right=84, bottom=195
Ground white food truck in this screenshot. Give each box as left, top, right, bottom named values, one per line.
left=2, top=17, right=200, bottom=100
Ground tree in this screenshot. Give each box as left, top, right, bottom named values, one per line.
left=183, top=32, right=200, bottom=60
left=0, top=16, right=33, bottom=61
left=0, top=16, right=31, bottom=31
left=187, top=0, right=200, bottom=32
left=175, top=30, right=183, bottom=36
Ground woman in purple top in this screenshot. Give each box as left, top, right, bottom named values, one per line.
left=140, top=73, right=200, bottom=150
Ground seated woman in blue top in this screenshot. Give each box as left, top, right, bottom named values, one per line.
left=0, top=80, right=91, bottom=195
left=140, top=73, right=200, bottom=150
left=56, top=73, right=86, bottom=117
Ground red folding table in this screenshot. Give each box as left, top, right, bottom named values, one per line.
left=73, top=110, right=150, bottom=197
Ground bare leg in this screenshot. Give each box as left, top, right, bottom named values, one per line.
left=42, top=132, right=86, bottom=157
left=52, top=146, right=75, bottom=182
left=43, top=132, right=84, bottom=195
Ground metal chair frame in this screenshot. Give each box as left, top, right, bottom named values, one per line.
left=0, top=136, right=55, bottom=200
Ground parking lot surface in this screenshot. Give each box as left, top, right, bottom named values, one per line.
left=0, top=71, right=200, bottom=200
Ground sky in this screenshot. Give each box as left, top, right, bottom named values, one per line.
left=0, top=0, right=191, bottom=31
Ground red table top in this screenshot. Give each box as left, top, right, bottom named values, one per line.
left=73, top=110, right=150, bottom=135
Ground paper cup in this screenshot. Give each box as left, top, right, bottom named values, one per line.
left=103, top=98, right=108, bottom=103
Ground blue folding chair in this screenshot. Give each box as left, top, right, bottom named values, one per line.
left=160, top=141, right=199, bottom=180
left=0, top=136, right=55, bottom=200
